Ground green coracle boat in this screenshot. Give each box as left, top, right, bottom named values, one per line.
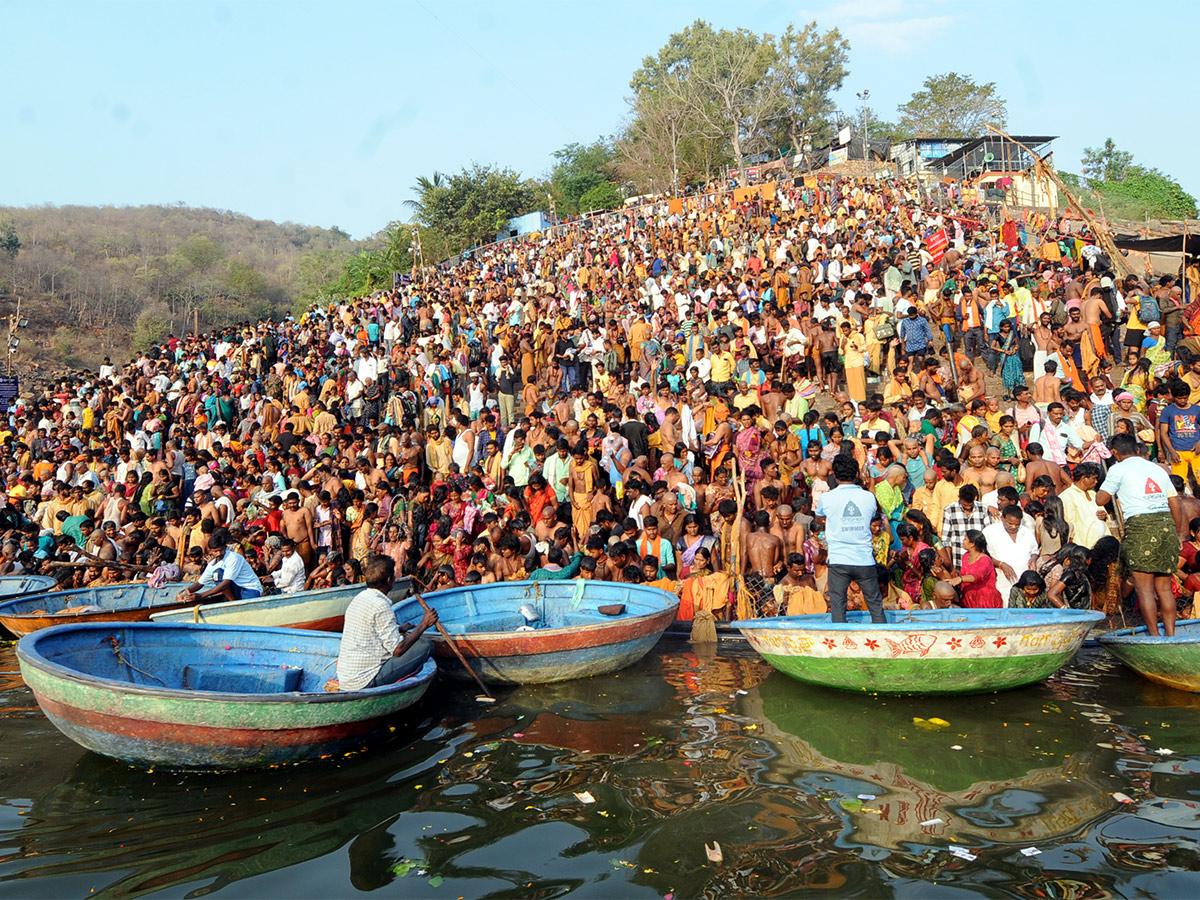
left=1097, top=619, right=1200, bottom=692
left=733, top=608, right=1103, bottom=695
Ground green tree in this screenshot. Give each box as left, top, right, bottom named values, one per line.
left=617, top=68, right=727, bottom=193
left=1099, top=166, right=1198, bottom=218
left=132, top=304, right=171, bottom=352
left=855, top=106, right=911, bottom=144
left=0, top=219, right=19, bottom=294
left=550, top=141, right=616, bottom=215
left=404, top=172, right=445, bottom=226
left=1082, top=138, right=1134, bottom=184
left=896, top=73, right=1007, bottom=137
left=0, top=220, right=19, bottom=262
left=632, top=20, right=780, bottom=181
left=175, top=234, right=225, bottom=272
left=225, top=259, right=267, bottom=299
left=578, top=182, right=623, bottom=213
left=770, top=22, right=850, bottom=152
left=411, top=164, right=541, bottom=251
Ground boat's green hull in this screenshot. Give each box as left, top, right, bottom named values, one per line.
left=1101, top=642, right=1200, bottom=692
left=736, top=609, right=1101, bottom=695
left=757, top=649, right=1079, bottom=694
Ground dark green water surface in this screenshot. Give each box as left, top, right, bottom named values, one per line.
left=1, top=640, right=1199, bottom=898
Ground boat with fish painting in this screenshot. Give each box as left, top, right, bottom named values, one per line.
left=732, top=608, right=1103, bottom=695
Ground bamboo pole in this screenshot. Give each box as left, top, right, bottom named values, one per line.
left=983, top=124, right=1132, bottom=278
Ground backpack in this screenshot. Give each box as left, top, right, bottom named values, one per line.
left=1137, top=294, right=1160, bottom=326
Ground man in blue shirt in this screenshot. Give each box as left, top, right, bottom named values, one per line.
left=176, top=529, right=263, bottom=604
left=898, top=308, right=933, bottom=364
left=814, top=456, right=886, bottom=623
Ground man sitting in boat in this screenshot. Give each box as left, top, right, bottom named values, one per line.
left=335, top=554, right=439, bottom=691
left=175, top=528, right=263, bottom=605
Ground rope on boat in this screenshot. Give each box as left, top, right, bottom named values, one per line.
left=103, top=635, right=170, bottom=687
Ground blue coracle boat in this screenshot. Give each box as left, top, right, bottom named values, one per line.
left=16, top=622, right=437, bottom=770
left=0, top=583, right=191, bottom=637
left=393, top=580, right=679, bottom=685
left=0, top=574, right=58, bottom=601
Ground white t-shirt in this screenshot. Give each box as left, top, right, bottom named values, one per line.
left=815, top=483, right=877, bottom=566
left=274, top=551, right=307, bottom=594
left=1099, top=456, right=1176, bottom=519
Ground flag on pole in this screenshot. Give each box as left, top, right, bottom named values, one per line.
left=926, top=228, right=949, bottom=265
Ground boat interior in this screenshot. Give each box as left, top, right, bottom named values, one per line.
left=393, top=581, right=676, bottom=635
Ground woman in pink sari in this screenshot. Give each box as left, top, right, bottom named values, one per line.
left=735, top=410, right=766, bottom=495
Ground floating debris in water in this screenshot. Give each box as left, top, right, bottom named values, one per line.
left=574, top=791, right=595, bottom=804
left=857, top=794, right=876, bottom=801
left=949, top=848, right=977, bottom=861
left=950, top=745, right=963, bottom=751
left=1155, top=748, right=1175, bottom=756
left=705, top=842, right=723, bottom=863
left=1112, top=792, right=1134, bottom=803
left=913, top=717, right=950, bottom=731
left=1020, top=847, right=1042, bottom=857
left=920, top=818, right=945, bottom=827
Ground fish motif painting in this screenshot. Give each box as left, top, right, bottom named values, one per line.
left=884, top=634, right=937, bottom=658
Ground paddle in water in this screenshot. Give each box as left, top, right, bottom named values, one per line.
left=412, top=591, right=494, bottom=702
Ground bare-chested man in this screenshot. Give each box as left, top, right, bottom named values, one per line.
left=957, top=359, right=986, bottom=406
left=771, top=504, right=806, bottom=555
left=753, top=458, right=786, bottom=511
left=492, top=533, right=527, bottom=581
left=1081, top=286, right=1111, bottom=375
left=1024, top=442, right=1071, bottom=494
left=1032, top=360, right=1062, bottom=407
left=960, top=445, right=998, bottom=492
left=746, top=510, right=786, bottom=611
left=280, top=491, right=317, bottom=571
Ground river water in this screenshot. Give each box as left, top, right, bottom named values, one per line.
left=1, top=638, right=1198, bottom=898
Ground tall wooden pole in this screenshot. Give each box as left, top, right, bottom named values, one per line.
left=983, top=124, right=1132, bottom=278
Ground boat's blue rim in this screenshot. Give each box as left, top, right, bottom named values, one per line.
left=395, top=582, right=680, bottom=640
left=1096, top=617, right=1200, bottom=645
left=149, top=583, right=367, bottom=619
left=732, top=609, right=1106, bottom=631
left=16, top=621, right=436, bottom=703
left=0, top=583, right=182, bottom=619
left=417, top=579, right=679, bottom=599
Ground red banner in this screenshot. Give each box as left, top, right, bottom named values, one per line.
left=926, top=229, right=949, bottom=264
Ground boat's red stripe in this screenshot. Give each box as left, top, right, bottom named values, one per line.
left=434, top=609, right=676, bottom=658
left=286, top=616, right=344, bottom=631
left=35, top=694, right=382, bottom=747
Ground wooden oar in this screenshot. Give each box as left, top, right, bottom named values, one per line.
left=412, top=591, right=494, bottom=702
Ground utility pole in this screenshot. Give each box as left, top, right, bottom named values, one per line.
left=856, top=89, right=870, bottom=160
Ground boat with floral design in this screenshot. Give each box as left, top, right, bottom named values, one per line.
left=732, top=608, right=1103, bottom=695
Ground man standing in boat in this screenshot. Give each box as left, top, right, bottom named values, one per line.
left=336, top=554, right=439, bottom=690
left=1096, top=433, right=1183, bottom=637
left=813, top=456, right=886, bottom=624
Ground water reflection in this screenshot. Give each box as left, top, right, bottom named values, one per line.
left=0, top=642, right=1199, bottom=897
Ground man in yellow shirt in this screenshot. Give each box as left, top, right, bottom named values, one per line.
left=709, top=340, right=736, bottom=395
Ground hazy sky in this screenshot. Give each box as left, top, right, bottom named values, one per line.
left=3, top=0, right=1193, bottom=238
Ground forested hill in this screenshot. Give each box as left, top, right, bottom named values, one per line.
left=0, top=204, right=358, bottom=371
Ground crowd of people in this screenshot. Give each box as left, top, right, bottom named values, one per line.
left=7, top=174, right=1200, bottom=640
